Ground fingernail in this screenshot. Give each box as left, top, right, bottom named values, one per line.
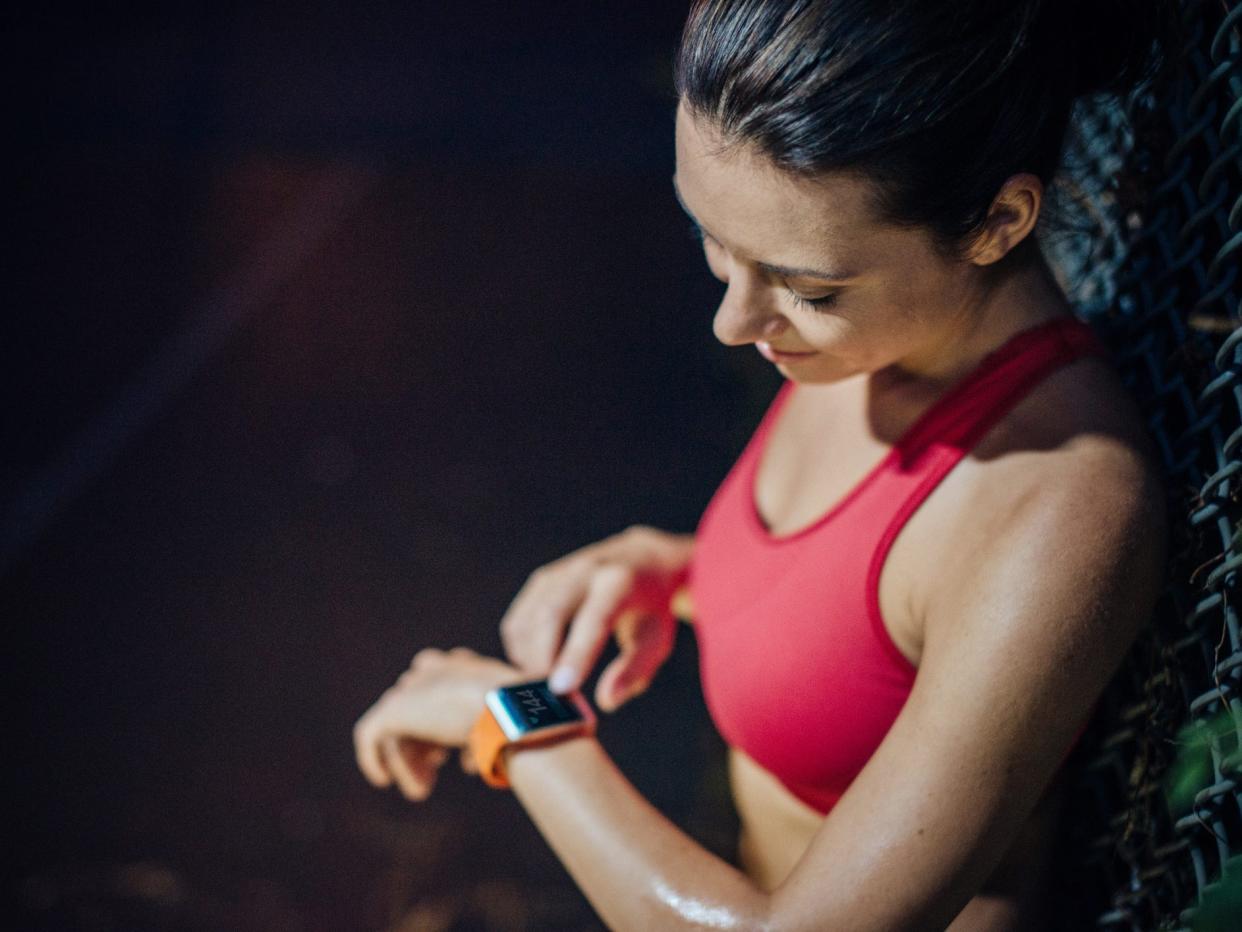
left=548, top=666, right=576, bottom=693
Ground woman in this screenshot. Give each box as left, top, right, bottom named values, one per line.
left=352, top=1, right=1174, bottom=927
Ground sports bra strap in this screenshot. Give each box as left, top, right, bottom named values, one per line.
left=895, top=316, right=1106, bottom=468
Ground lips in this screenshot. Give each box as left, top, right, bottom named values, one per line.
left=756, top=341, right=817, bottom=363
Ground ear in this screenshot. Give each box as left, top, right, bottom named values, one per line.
left=965, top=173, right=1044, bottom=266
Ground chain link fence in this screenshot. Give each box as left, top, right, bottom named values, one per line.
left=1041, top=1, right=1242, bottom=927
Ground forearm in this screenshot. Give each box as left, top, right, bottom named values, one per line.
left=503, top=734, right=770, bottom=932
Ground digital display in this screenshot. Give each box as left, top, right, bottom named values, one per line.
left=490, top=680, right=588, bottom=737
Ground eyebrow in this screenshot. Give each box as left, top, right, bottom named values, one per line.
left=671, top=175, right=860, bottom=283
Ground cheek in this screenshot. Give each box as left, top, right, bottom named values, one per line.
left=796, top=301, right=906, bottom=362
left=802, top=315, right=863, bottom=354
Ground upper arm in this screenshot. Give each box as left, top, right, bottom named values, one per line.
left=766, top=447, right=1167, bottom=931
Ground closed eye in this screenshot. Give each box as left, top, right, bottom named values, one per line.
left=688, top=221, right=841, bottom=311
left=787, top=290, right=840, bottom=312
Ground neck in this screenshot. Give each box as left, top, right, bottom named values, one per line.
left=876, top=240, right=1071, bottom=395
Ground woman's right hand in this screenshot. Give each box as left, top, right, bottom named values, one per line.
left=499, top=525, right=694, bottom=713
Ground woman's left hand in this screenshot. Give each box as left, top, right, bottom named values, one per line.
left=353, top=647, right=524, bottom=801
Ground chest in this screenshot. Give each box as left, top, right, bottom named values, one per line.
left=751, top=381, right=979, bottom=666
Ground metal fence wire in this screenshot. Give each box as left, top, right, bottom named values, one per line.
left=1039, top=0, right=1242, bottom=928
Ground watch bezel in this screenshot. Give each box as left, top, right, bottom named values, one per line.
left=485, top=678, right=597, bottom=742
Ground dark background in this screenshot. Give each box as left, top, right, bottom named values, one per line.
left=6, top=4, right=782, bottom=929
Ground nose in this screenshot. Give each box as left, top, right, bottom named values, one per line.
left=711, top=270, right=791, bottom=347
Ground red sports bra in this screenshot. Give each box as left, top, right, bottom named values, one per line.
left=686, top=316, right=1107, bottom=815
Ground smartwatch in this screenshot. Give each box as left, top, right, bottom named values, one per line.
left=467, top=679, right=597, bottom=788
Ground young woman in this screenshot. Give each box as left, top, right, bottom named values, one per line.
left=353, top=2, right=1175, bottom=927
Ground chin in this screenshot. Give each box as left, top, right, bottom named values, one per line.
left=783, top=360, right=861, bottom=385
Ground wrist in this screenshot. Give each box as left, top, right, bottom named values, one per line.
left=468, top=678, right=597, bottom=789
left=464, top=666, right=526, bottom=736
left=502, top=729, right=598, bottom=779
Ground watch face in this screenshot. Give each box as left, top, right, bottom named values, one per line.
left=487, top=680, right=592, bottom=740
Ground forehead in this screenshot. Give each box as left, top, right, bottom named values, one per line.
left=673, top=100, right=878, bottom=244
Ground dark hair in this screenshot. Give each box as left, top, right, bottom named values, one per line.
left=674, top=0, right=1181, bottom=261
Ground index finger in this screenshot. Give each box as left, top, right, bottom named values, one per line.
left=548, top=563, right=633, bottom=693
left=500, top=565, right=589, bottom=675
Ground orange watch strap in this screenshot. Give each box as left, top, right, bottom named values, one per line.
left=467, top=706, right=512, bottom=789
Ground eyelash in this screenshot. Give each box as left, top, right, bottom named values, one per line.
left=689, top=223, right=840, bottom=312
left=787, top=291, right=840, bottom=312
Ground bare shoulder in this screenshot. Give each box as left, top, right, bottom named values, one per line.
left=1000, top=347, right=1153, bottom=450
left=960, top=350, right=1161, bottom=523
left=992, top=351, right=1162, bottom=509
left=918, top=351, right=1168, bottom=639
